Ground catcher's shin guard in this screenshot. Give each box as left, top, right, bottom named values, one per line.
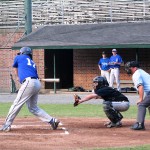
left=103, top=101, right=123, bottom=124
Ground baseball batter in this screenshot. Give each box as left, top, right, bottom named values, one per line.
left=0, top=47, right=60, bottom=132
left=125, top=61, right=150, bottom=130
left=74, top=76, right=130, bottom=128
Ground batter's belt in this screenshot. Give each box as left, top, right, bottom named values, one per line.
left=22, top=77, right=38, bottom=84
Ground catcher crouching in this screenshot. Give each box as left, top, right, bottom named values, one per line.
left=74, top=76, right=130, bottom=128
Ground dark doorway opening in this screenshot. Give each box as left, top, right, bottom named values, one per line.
left=44, top=49, right=73, bottom=89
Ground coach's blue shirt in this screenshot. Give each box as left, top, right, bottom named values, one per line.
left=98, top=58, right=110, bottom=71
left=13, top=54, right=38, bottom=83
left=109, top=54, right=122, bottom=68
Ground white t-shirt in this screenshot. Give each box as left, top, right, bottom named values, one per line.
left=132, top=69, right=150, bottom=94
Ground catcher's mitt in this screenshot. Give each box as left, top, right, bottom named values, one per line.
left=73, top=94, right=81, bottom=107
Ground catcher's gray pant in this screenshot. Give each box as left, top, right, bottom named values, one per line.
left=103, top=101, right=129, bottom=123
left=103, top=101, right=129, bottom=113
left=4, top=77, right=53, bottom=126
left=137, top=92, right=150, bottom=124
left=111, top=101, right=130, bottom=112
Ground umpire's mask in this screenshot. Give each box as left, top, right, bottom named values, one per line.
left=125, top=61, right=139, bottom=74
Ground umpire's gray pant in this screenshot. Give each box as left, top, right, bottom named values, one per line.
left=137, top=92, right=150, bottom=124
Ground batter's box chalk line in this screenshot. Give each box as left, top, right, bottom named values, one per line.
left=0, top=122, right=69, bottom=136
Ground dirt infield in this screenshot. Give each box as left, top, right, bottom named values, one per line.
left=0, top=117, right=150, bottom=150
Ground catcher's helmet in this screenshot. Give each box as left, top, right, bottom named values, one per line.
left=93, top=76, right=109, bottom=91
left=125, top=61, right=139, bottom=74
left=19, top=47, right=32, bottom=55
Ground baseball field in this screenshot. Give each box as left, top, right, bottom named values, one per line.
left=0, top=102, right=150, bottom=150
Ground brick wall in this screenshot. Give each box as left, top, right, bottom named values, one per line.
left=0, top=29, right=45, bottom=92
left=0, top=29, right=22, bottom=92
left=73, top=49, right=100, bottom=90
left=33, top=50, right=45, bottom=89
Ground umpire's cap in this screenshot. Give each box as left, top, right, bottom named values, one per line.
left=125, top=61, right=139, bottom=68
left=20, top=47, right=32, bottom=55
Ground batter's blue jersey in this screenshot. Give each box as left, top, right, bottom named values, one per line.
left=12, top=54, right=38, bottom=83
left=109, top=54, right=122, bottom=68
left=98, top=58, right=110, bottom=71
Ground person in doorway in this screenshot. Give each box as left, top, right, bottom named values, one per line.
left=74, top=76, right=130, bottom=128
left=0, top=47, right=60, bottom=132
left=109, top=49, right=123, bottom=91
left=98, top=51, right=110, bottom=84
left=125, top=61, right=150, bottom=130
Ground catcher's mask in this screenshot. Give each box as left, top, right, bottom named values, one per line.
left=93, top=76, right=109, bottom=91
left=125, top=61, right=139, bottom=74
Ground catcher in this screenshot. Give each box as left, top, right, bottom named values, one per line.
left=74, top=76, right=130, bottom=128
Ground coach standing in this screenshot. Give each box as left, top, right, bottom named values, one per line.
left=109, top=49, right=122, bottom=92
left=98, top=51, right=110, bottom=84
left=125, top=61, right=150, bottom=130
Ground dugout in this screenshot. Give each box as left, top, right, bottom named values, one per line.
left=12, top=22, right=150, bottom=90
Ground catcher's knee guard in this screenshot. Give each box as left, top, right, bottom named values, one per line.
left=103, top=101, right=123, bottom=124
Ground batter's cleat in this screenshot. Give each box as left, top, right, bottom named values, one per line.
left=130, top=122, right=145, bottom=130
left=50, top=118, right=60, bottom=130
left=0, top=124, right=11, bottom=132
left=105, top=121, right=122, bottom=128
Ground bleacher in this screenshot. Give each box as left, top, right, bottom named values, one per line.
left=0, top=0, right=150, bottom=28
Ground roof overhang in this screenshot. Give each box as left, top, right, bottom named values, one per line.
left=12, top=22, right=150, bottom=50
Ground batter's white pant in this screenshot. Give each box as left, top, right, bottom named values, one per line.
left=101, top=70, right=110, bottom=84
left=109, top=68, right=120, bottom=91
left=4, top=77, right=53, bottom=126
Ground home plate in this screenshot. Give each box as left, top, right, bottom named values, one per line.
left=61, top=127, right=69, bottom=135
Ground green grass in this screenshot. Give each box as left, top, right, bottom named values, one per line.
left=0, top=102, right=149, bottom=119
left=0, top=103, right=150, bottom=150
left=92, top=145, right=150, bottom=150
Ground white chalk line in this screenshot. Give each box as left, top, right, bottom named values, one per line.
left=11, top=122, right=63, bottom=128
left=0, top=123, right=69, bottom=136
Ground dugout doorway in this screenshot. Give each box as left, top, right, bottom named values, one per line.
left=44, top=49, right=73, bottom=89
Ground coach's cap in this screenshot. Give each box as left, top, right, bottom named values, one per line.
left=102, top=51, right=106, bottom=54
left=112, top=49, right=117, bottom=52
left=20, top=47, right=32, bottom=55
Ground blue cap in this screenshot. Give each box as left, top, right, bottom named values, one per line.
left=20, top=47, right=32, bottom=55
left=112, top=49, right=117, bottom=52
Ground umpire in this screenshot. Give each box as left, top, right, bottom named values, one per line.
left=125, top=61, right=150, bottom=130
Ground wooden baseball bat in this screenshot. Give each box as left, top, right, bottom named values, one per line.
left=40, top=78, right=60, bottom=82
